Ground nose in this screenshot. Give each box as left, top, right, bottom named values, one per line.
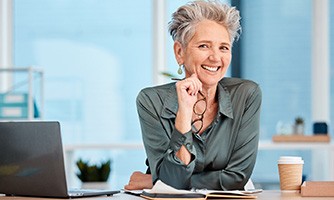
left=208, top=48, right=222, bottom=62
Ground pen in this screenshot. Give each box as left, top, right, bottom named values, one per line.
left=171, top=77, right=184, bottom=81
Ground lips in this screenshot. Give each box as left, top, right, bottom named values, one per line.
left=201, top=65, right=221, bottom=72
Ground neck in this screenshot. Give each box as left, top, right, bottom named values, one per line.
left=201, top=85, right=217, bottom=105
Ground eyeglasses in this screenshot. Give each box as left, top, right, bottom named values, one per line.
left=191, top=90, right=207, bottom=134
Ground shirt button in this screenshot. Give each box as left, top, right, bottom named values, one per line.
left=186, top=143, right=191, bottom=149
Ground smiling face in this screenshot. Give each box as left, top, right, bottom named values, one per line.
left=174, top=20, right=232, bottom=88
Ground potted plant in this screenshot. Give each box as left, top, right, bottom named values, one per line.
left=76, top=158, right=112, bottom=189
left=294, top=116, right=305, bottom=135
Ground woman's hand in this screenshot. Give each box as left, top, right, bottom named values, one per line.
left=124, top=171, right=153, bottom=190
left=174, top=74, right=202, bottom=165
left=175, top=73, right=202, bottom=133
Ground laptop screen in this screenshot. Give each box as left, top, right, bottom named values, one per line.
left=0, top=121, right=69, bottom=197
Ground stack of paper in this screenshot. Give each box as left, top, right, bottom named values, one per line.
left=126, top=180, right=260, bottom=199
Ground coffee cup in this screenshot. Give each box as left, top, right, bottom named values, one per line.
left=278, top=156, right=304, bottom=191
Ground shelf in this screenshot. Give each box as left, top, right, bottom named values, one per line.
left=272, top=134, right=330, bottom=143
left=0, top=67, right=44, bottom=120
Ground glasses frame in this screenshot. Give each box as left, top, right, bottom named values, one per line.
left=191, top=91, right=207, bottom=134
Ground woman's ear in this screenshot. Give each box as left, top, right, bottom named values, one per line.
left=173, top=41, right=185, bottom=65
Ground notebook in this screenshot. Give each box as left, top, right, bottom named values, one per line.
left=0, top=121, right=120, bottom=198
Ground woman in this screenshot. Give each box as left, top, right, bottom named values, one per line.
left=126, top=0, right=261, bottom=190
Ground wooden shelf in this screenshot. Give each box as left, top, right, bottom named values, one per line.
left=272, top=134, right=330, bottom=143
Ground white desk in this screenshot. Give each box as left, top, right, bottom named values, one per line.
left=1, top=191, right=334, bottom=200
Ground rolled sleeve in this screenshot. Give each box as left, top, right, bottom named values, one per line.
left=158, top=130, right=197, bottom=189
left=169, top=129, right=194, bottom=153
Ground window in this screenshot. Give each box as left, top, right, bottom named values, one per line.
left=330, top=0, right=334, bottom=130
left=241, top=0, right=321, bottom=186
left=14, top=0, right=152, bottom=188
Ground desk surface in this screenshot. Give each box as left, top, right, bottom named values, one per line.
left=1, top=191, right=334, bottom=200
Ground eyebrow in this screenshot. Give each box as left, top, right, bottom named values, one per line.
left=196, top=40, right=231, bottom=47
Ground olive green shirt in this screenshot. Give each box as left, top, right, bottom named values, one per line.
left=136, top=77, right=262, bottom=190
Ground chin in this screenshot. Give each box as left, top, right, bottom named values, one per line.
left=201, top=77, right=221, bottom=86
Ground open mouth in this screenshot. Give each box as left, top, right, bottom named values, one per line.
left=201, top=65, right=221, bottom=72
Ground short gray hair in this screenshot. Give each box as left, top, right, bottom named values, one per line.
left=168, top=0, right=241, bottom=47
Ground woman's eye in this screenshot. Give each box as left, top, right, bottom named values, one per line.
left=220, top=46, right=229, bottom=51
left=198, top=44, right=208, bottom=48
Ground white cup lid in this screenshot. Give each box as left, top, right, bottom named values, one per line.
left=278, top=156, right=304, bottom=164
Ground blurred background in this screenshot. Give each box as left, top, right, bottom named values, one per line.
left=0, top=0, right=333, bottom=190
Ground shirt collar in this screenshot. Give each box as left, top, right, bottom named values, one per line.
left=217, top=82, right=234, bottom=119
left=160, top=85, right=178, bottom=119
left=161, top=81, right=234, bottom=119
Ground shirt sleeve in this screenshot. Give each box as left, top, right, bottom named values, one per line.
left=191, top=84, right=262, bottom=190
left=136, top=89, right=197, bottom=189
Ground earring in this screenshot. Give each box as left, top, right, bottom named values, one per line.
left=177, top=64, right=183, bottom=75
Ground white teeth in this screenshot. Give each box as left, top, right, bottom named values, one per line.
left=202, top=65, right=219, bottom=72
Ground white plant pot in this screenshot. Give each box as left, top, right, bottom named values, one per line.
left=294, top=124, right=304, bottom=135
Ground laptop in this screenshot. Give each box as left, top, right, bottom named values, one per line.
left=0, top=121, right=120, bottom=198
